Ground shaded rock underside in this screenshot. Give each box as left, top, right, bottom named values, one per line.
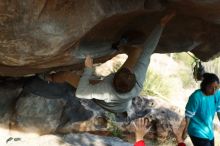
left=0, top=0, right=220, bottom=76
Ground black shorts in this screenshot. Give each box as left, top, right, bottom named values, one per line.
left=190, top=135, right=214, bottom=146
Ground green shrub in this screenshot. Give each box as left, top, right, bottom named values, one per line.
left=172, top=53, right=195, bottom=67
left=141, top=69, right=172, bottom=98
left=203, top=57, right=220, bottom=77
left=106, top=112, right=123, bottom=138
left=171, top=53, right=197, bottom=89
left=177, top=69, right=196, bottom=88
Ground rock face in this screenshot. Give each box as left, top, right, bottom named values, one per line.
left=15, top=93, right=66, bottom=134
left=0, top=77, right=182, bottom=144
left=0, top=0, right=220, bottom=76
left=0, top=78, right=23, bottom=126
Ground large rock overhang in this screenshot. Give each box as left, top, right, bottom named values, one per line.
left=0, top=0, right=220, bottom=77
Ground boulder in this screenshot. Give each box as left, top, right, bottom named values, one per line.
left=15, top=92, right=66, bottom=134
left=0, top=76, right=183, bottom=143
left=0, top=0, right=220, bottom=76
left=0, top=78, right=23, bottom=125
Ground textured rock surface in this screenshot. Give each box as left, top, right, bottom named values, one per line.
left=0, top=0, right=220, bottom=76
left=15, top=93, right=66, bottom=134
left=0, top=78, right=23, bottom=125
left=0, top=76, right=182, bottom=142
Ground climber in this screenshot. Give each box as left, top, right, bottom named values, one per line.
left=47, top=12, right=175, bottom=114
left=76, top=12, right=175, bottom=113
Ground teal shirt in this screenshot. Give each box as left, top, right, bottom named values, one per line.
left=185, top=89, right=220, bottom=140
